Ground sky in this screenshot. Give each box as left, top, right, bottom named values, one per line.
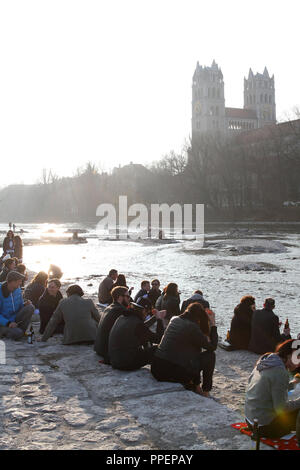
left=0, top=0, right=299, bottom=186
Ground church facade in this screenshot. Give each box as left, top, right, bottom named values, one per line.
left=192, top=60, right=276, bottom=137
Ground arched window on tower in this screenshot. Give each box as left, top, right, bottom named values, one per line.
left=260, top=94, right=263, bottom=103
left=250, top=95, right=252, bottom=105
left=269, top=95, right=272, bottom=104
left=265, top=94, right=268, bottom=103
left=208, top=88, right=211, bottom=98
left=217, top=89, right=220, bottom=99
left=212, top=88, right=216, bottom=98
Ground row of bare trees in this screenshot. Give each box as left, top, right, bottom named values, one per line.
left=1, top=118, right=300, bottom=222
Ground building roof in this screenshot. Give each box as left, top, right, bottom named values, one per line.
left=225, top=107, right=257, bottom=120
left=235, top=119, right=300, bottom=144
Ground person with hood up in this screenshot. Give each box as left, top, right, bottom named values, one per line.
left=245, top=339, right=300, bottom=443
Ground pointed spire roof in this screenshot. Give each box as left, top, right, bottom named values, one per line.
left=248, top=68, right=253, bottom=78
left=263, top=66, right=269, bottom=78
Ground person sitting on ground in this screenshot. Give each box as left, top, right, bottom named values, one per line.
left=16, top=263, right=28, bottom=288
left=155, top=282, right=180, bottom=323
left=2, top=230, right=15, bottom=257
left=48, top=264, right=63, bottom=280
left=42, top=285, right=100, bottom=345
left=133, top=280, right=150, bottom=303
left=94, top=286, right=130, bottom=363
left=24, top=271, right=48, bottom=309
left=245, top=339, right=300, bottom=443
left=180, top=289, right=210, bottom=314
left=114, top=274, right=134, bottom=298
left=98, top=269, right=118, bottom=305
left=39, top=279, right=64, bottom=335
left=0, top=271, right=34, bottom=340
left=0, top=258, right=17, bottom=283
left=249, top=298, right=291, bottom=355
left=148, top=279, right=162, bottom=307
left=228, top=295, right=256, bottom=350
left=108, top=298, right=165, bottom=371
left=13, top=235, right=23, bottom=262
left=151, top=303, right=218, bottom=397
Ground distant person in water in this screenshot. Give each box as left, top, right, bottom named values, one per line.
left=3, top=231, right=15, bottom=257
left=151, top=303, right=218, bottom=397
left=24, top=272, right=48, bottom=308
left=0, top=271, right=34, bottom=340
left=180, top=290, right=210, bottom=314
left=249, top=298, right=291, bottom=355
left=42, top=284, right=100, bottom=345
left=0, top=258, right=17, bottom=283
left=48, top=264, right=63, bottom=280
left=134, top=280, right=150, bottom=303
left=94, top=286, right=130, bottom=363
left=148, top=279, right=162, bottom=307
left=39, top=279, right=64, bottom=335
left=108, top=298, right=165, bottom=371
left=155, top=283, right=180, bottom=323
left=98, top=269, right=118, bottom=305
left=245, top=340, right=300, bottom=443
left=228, top=295, right=256, bottom=350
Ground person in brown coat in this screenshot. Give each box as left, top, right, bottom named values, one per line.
left=42, top=284, right=100, bottom=345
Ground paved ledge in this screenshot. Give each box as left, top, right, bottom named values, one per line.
left=0, top=334, right=269, bottom=450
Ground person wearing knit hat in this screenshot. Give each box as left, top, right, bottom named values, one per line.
left=0, top=271, right=34, bottom=340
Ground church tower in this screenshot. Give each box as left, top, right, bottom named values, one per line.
left=244, top=67, right=276, bottom=128
left=192, top=60, right=225, bottom=137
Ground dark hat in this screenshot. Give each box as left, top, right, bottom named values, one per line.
left=6, top=271, right=25, bottom=282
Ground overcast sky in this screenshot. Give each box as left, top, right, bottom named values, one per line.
left=0, top=0, right=299, bottom=186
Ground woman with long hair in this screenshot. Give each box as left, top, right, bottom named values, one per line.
left=228, top=295, right=256, bottom=350
left=155, top=282, right=180, bottom=322
left=245, top=339, right=300, bottom=442
left=2, top=231, right=15, bottom=257
left=151, top=302, right=218, bottom=397
left=24, top=271, right=48, bottom=308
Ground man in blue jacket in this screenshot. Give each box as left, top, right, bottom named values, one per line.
left=0, top=271, right=34, bottom=340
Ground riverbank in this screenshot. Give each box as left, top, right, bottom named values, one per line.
left=0, top=332, right=267, bottom=450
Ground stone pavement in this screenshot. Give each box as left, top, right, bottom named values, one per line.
left=0, top=334, right=268, bottom=450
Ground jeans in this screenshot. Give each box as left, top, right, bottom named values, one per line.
left=151, top=350, right=216, bottom=392
left=0, top=304, right=35, bottom=340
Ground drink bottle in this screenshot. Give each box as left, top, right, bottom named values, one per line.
left=27, top=329, right=33, bottom=345
left=284, top=318, right=289, bottom=330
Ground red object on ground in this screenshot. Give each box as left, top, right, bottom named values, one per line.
left=98, top=360, right=105, bottom=364
left=231, top=422, right=299, bottom=450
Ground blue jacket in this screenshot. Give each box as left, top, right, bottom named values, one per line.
left=0, top=283, right=24, bottom=326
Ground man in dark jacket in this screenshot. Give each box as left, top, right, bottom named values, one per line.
left=180, top=290, right=209, bottom=314
left=133, top=280, right=150, bottom=303
left=98, top=269, right=118, bottom=305
left=147, top=279, right=161, bottom=307
left=108, top=300, right=165, bottom=371
left=94, top=286, right=129, bottom=363
left=249, top=298, right=291, bottom=355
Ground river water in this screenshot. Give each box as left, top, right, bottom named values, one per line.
left=1, top=221, right=300, bottom=338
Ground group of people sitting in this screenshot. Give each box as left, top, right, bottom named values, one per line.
left=0, top=258, right=300, bottom=443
